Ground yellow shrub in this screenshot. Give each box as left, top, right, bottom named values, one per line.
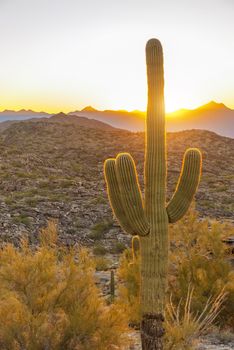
left=169, top=209, right=234, bottom=328
left=117, top=248, right=141, bottom=326
left=117, top=208, right=234, bottom=347
left=0, top=221, right=128, bottom=350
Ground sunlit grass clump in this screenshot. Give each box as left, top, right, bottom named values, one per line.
left=0, top=222, right=128, bottom=350
left=165, top=286, right=226, bottom=350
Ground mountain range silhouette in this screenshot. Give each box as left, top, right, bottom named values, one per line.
left=0, top=101, right=233, bottom=137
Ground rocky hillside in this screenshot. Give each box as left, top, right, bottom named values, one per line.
left=0, top=117, right=233, bottom=248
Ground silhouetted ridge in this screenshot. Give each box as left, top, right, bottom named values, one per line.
left=81, top=106, right=98, bottom=112
left=197, top=101, right=227, bottom=110
left=51, top=112, right=67, bottom=119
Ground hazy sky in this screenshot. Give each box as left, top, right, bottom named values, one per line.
left=0, top=0, right=233, bottom=112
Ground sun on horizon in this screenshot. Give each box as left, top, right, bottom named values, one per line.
left=0, top=1, right=233, bottom=116
left=0, top=98, right=232, bottom=116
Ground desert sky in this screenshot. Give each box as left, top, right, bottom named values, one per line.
left=0, top=0, right=233, bottom=113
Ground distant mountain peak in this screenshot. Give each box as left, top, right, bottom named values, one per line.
left=81, top=106, right=98, bottom=112
left=198, top=101, right=227, bottom=110
left=51, top=112, right=67, bottom=118
left=0, top=109, right=49, bottom=115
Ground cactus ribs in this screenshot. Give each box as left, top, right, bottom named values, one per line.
left=104, top=39, right=202, bottom=349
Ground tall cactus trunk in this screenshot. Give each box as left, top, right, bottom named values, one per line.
left=141, top=39, right=168, bottom=349
left=104, top=38, right=202, bottom=350
left=140, top=223, right=168, bottom=349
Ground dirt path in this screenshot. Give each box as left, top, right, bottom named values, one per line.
left=128, top=332, right=234, bottom=350
left=196, top=337, right=234, bottom=350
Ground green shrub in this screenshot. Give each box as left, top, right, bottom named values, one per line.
left=95, top=257, right=110, bottom=271
left=4, top=196, right=14, bottom=205
left=91, top=196, right=106, bottom=205
left=111, top=242, right=126, bottom=254
left=93, top=244, right=107, bottom=256
left=13, top=214, right=31, bottom=226
left=89, top=220, right=113, bottom=240
left=0, top=222, right=128, bottom=350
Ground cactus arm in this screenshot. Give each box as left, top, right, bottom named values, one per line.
left=104, top=158, right=136, bottom=235
left=116, top=153, right=150, bottom=236
left=166, top=148, right=202, bottom=223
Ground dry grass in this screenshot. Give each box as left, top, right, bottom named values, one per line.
left=165, top=285, right=227, bottom=350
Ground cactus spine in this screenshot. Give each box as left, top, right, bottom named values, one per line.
left=104, top=38, right=202, bottom=349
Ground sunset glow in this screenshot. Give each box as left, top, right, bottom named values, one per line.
left=0, top=0, right=233, bottom=114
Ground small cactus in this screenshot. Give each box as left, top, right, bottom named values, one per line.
left=104, top=39, right=202, bottom=349
left=132, top=235, right=140, bottom=262
left=110, top=269, right=115, bottom=303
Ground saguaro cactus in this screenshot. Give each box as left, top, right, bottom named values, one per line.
left=104, top=39, right=202, bottom=349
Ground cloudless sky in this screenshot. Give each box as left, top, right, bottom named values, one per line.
left=0, top=0, right=233, bottom=112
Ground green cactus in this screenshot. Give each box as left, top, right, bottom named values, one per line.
left=104, top=38, right=202, bottom=349
left=132, top=235, right=140, bottom=262
left=110, top=269, right=115, bottom=303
